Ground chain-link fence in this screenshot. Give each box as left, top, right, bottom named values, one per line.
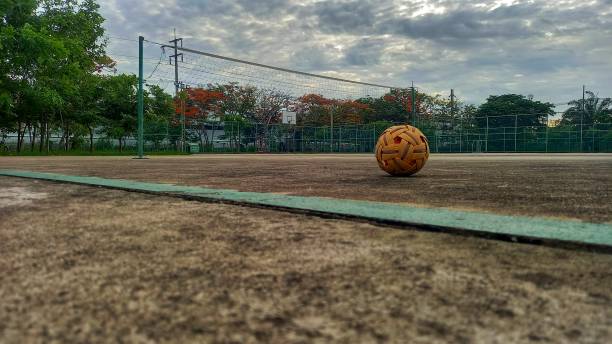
left=2, top=119, right=611, bottom=154
left=146, top=120, right=611, bottom=153
left=423, top=123, right=612, bottom=153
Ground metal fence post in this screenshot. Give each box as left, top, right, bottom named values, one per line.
left=330, top=114, right=334, bottom=152
left=514, top=114, right=518, bottom=152
left=459, top=120, right=462, bottom=153
left=339, top=126, right=342, bottom=152
left=372, top=127, right=376, bottom=150
left=592, top=124, right=595, bottom=152
left=545, top=114, right=549, bottom=153
left=485, top=116, right=489, bottom=153
left=434, top=131, right=440, bottom=153
left=581, top=85, right=584, bottom=152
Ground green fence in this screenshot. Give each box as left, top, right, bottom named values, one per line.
left=423, top=123, right=612, bottom=153
left=141, top=121, right=612, bottom=154
left=140, top=121, right=392, bottom=153
left=3, top=121, right=611, bottom=154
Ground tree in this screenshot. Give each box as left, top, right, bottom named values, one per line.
left=144, top=84, right=174, bottom=150
left=253, top=89, right=291, bottom=125
left=562, top=91, right=611, bottom=125
left=295, top=94, right=334, bottom=126
left=99, top=74, right=138, bottom=151
left=475, top=94, right=554, bottom=129
left=419, top=94, right=453, bottom=130
left=332, top=99, right=369, bottom=124
left=358, top=88, right=419, bottom=124
left=212, top=82, right=257, bottom=118
left=176, top=87, right=224, bottom=147
left=38, top=0, right=112, bottom=151
left=0, top=0, right=38, bottom=143
left=0, top=0, right=112, bottom=153
left=72, top=74, right=105, bottom=152
left=252, top=88, right=291, bottom=151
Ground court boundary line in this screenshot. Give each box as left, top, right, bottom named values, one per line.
left=2, top=169, right=611, bottom=251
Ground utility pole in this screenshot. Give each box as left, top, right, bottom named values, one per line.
left=450, top=89, right=455, bottom=117
left=451, top=89, right=461, bottom=152
left=170, top=29, right=183, bottom=97
left=179, top=82, right=186, bottom=153
left=170, top=29, right=184, bottom=151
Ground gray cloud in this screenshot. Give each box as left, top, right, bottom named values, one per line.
left=377, top=7, right=536, bottom=41
left=342, top=38, right=387, bottom=66
left=100, top=0, right=612, bottom=107
left=306, top=0, right=381, bottom=33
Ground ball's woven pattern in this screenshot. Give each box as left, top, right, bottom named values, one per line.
left=375, top=125, right=430, bottom=176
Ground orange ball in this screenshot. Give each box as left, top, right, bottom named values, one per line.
left=375, top=125, right=430, bottom=176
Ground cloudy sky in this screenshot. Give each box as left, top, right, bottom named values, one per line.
left=100, top=0, right=612, bottom=109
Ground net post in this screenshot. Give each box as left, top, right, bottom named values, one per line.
left=136, top=35, right=145, bottom=159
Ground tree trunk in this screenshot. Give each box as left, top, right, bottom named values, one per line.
left=39, top=122, right=45, bottom=152
left=210, top=123, right=216, bottom=151
left=64, top=127, right=70, bottom=151
left=60, top=129, right=66, bottom=151
left=30, top=125, right=37, bottom=152
left=45, top=121, right=50, bottom=154
left=202, top=123, right=210, bottom=148
left=89, top=127, right=94, bottom=152
left=16, top=122, right=23, bottom=153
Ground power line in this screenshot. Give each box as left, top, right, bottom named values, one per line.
left=146, top=47, right=166, bottom=80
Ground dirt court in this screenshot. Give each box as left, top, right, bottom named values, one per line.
left=1, top=176, right=611, bottom=343
left=1, top=153, right=611, bottom=222
left=1, top=153, right=612, bottom=343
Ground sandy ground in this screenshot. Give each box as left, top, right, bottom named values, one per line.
left=1, top=153, right=611, bottom=223
left=1, top=176, right=611, bottom=343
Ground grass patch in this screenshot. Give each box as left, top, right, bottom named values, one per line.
left=0, top=149, right=189, bottom=156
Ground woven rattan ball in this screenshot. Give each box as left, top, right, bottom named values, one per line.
left=375, top=125, right=430, bottom=176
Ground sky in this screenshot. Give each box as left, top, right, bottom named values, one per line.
left=100, top=0, right=612, bottom=110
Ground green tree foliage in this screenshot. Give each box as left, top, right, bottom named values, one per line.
left=0, top=0, right=119, bottom=152
left=562, top=91, right=611, bottom=125
left=475, top=94, right=554, bottom=129
left=144, top=84, right=175, bottom=149
left=98, top=74, right=138, bottom=151
left=358, top=88, right=415, bottom=124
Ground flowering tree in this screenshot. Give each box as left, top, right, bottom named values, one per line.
left=174, top=87, right=224, bottom=147
left=295, top=94, right=370, bottom=125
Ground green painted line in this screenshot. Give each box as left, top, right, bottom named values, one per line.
left=2, top=169, right=612, bottom=248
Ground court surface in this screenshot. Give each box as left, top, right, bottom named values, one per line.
left=1, top=153, right=610, bottom=222
left=1, top=153, right=611, bottom=342
left=1, top=177, right=611, bottom=343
